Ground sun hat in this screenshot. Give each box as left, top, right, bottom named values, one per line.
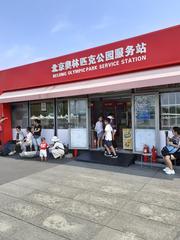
left=51, top=136, right=60, bottom=142
left=107, top=115, right=114, bottom=120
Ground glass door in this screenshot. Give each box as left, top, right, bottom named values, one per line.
left=69, top=99, right=89, bottom=149
left=134, top=94, right=158, bottom=152
left=57, top=100, right=69, bottom=146
left=56, top=99, right=89, bottom=149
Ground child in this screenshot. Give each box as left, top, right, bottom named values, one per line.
left=107, top=114, right=117, bottom=149
left=103, top=118, right=118, bottom=158
left=95, top=116, right=104, bottom=149
left=40, top=137, right=48, bottom=161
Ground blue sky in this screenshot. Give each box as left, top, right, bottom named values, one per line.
left=0, top=0, right=180, bottom=70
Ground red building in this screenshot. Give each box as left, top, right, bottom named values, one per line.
left=0, top=25, right=180, bottom=153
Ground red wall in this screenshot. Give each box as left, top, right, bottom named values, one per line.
left=0, top=103, right=12, bottom=143
left=0, top=25, right=180, bottom=93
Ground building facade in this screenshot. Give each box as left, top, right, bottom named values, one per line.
left=0, top=25, right=180, bottom=153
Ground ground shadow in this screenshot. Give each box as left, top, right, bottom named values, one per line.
left=1, top=152, right=179, bottom=182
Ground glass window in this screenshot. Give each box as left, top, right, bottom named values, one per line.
left=176, top=92, right=180, bottom=103
left=135, top=95, right=155, bottom=129
left=169, top=93, right=176, bottom=104
left=160, top=92, right=180, bottom=130
left=69, top=100, right=87, bottom=128
left=30, top=100, right=54, bottom=129
left=11, top=102, right=28, bottom=128
left=57, top=100, right=68, bottom=129
left=161, top=93, right=168, bottom=105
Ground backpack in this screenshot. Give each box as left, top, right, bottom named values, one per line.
left=161, top=145, right=180, bottom=156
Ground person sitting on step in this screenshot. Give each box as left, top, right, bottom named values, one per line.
left=49, top=136, right=65, bottom=159
left=8, top=126, right=24, bottom=155
left=21, top=127, right=33, bottom=152
left=161, top=126, right=180, bottom=175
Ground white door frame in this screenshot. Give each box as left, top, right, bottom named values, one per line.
left=68, top=98, right=89, bottom=149
left=132, top=92, right=160, bottom=153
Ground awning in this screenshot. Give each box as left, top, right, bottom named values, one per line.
left=0, top=65, right=180, bottom=103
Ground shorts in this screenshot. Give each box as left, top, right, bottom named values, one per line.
left=40, top=149, right=47, bottom=158
left=104, top=140, right=113, bottom=147
left=172, top=151, right=180, bottom=159
left=97, top=131, right=104, bottom=139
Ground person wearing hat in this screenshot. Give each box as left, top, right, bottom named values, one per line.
left=107, top=114, right=117, bottom=149
left=49, top=136, right=65, bottom=159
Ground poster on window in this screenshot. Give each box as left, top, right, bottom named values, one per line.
left=123, top=128, right=132, bottom=150
left=135, top=129, right=156, bottom=151
left=70, top=129, right=88, bottom=148
left=41, top=102, right=47, bottom=111
left=135, top=95, right=154, bottom=119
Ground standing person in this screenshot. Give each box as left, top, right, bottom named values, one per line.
left=0, top=116, right=8, bottom=150
left=49, top=136, right=65, bottom=159
left=107, top=114, right=117, bottom=149
left=161, top=126, right=180, bottom=175
left=39, top=137, right=48, bottom=162
left=21, top=127, right=33, bottom=152
left=8, top=126, right=24, bottom=155
left=32, top=119, right=42, bottom=151
left=103, top=118, right=118, bottom=158
left=95, top=116, right=104, bottom=149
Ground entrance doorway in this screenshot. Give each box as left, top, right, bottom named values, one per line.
left=90, top=96, right=132, bottom=151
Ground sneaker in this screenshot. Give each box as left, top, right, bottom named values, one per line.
left=163, top=167, right=170, bottom=172
left=8, top=151, right=16, bottom=156
left=111, top=154, right=118, bottom=158
left=19, top=152, right=24, bottom=157
left=104, top=152, right=112, bottom=157
left=165, top=169, right=175, bottom=175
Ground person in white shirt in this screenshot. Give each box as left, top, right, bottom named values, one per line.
left=103, top=118, right=118, bottom=158
left=107, top=114, right=117, bottom=149
left=95, top=116, right=104, bottom=149
left=49, top=136, right=65, bottom=159
left=8, top=125, right=24, bottom=155
left=21, top=127, right=33, bottom=152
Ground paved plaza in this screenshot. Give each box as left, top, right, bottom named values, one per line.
left=0, top=156, right=179, bottom=240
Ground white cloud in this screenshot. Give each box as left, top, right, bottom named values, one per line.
left=92, top=16, right=113, bottom=30
left=0, top=44, right=46, bottom=70
left=4, top=45, right=34, bottom=58
left=93, top=22, right=110, bottom=30
left=51, top=21, right=70, bottom=33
